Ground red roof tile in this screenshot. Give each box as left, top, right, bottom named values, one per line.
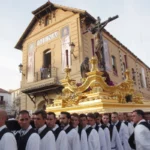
left=0, top=88, right=10, bottom=94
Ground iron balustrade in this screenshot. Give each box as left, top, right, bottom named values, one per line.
left=0, top=101, right=5, bottom=105
left=35, top=67, right=57, bottom=81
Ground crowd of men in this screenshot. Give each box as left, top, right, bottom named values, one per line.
left=0, top=109, right=150, bottom=150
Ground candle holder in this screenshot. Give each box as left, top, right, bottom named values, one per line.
left=64, top=66, right=71, bottom=79
left=125, top=69, right=130, bottom=80
left=90, top=57, right=99, bottom=72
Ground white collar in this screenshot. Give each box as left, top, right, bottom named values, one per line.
left=137, top=119, right=146, bottom=125
left=0, top=125, right=7, bottom=132
left=91, top=124, right=96, bottom=128
left=64, top=124, right=70, bottom=131
left=38, top=124, right=47, bottom=134
left=113, top=120, right=119, bottom=126
left=98, top=123, right=102, bottom=127
left=52, top=124, right=59, bottom=131
left=106, top=123, right=110, bottom=127
left=74, top=126, right=78, bottom=131
left=83, top=125, right=90, bottom=130
left=20, top=125, right=32, bottom=135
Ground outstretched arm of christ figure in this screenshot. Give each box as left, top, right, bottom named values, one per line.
left=94, top=15, right=119, bottom=33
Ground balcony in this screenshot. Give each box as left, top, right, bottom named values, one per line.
left=35, top=67, right=57, bottom=81
left=0, top=101, right=5, bottom=109
left=21, top=67, right=63, bottom=95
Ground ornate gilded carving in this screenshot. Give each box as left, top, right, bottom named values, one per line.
left=64, top=67, right=71, bottom=80
left=47, top=56, right=144, bottom=110
left=110, top=71, right=133, bottom=103
left=62, top=93, right=87, bottom=108
left=132, top=92, right=143, bottom=104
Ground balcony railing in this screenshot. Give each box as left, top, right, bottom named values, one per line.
left=0, top=101, right=5, bottom=105
left=35, top=67, right=57, bottom=81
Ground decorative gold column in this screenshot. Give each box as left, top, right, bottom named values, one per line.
left=64, top=66, right=71, bottom=80
left=90, top=57, right=99, bottom=72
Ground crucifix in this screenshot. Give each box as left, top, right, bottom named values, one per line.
left=84, top=15, right=119, bottom=71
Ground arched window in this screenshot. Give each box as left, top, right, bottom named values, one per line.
left=45, top=16, right=49, bottom=26
left=40, top=49, right=51, bottom=80
left=43, top=49, right=51, bottom=68
left=123, top=62, right=126, bottom=72
left=139, top=73, right=144, bottom=88
left=145, top=77, right=149, bottom=88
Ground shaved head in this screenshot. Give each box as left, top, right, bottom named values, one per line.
left=0, top=109, right=7, bottom=117
left=0, top=109, right=8, bottom=126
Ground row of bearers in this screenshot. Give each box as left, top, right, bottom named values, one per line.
left=0, top=109, right=150, bottom=150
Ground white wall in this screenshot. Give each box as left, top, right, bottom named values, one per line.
left=0, top=92, right=11, bottom=113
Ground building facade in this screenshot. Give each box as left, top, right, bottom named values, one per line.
left=15, top=2, right=150, bottom=112
left=0, top=88, right=12, bottom=114
left=10, top=88, right=21, bottom=114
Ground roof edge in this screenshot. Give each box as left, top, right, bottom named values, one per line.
left=15, top=2, right=95, bottom=50
left=103, top=29, right=150, bottom=69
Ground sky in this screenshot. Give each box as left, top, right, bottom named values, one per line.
left=0, top=0, right=150, bottom=90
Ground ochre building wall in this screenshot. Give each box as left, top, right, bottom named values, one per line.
left=19, top=7, right=150, bottom=111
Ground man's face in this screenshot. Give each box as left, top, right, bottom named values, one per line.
left=0, top=115, right=4, bottom=126
left=96, top=117, right=101, bottom=124
left=79, top=117, right=87, bottom=128
left=132, top=112, right=142, bottom=124
left=46, top=114, right=56, bottom=128
left=118, top=113, right=124, bottom=121
left=111, top=114, right=118, bottom=123
left=18, top=113, right=30, bottom=130
left=87, top=117, right=95, bottom=126
left=102, top=115, right=109, bottom=125
left=128, top=113, right=133, bottom=122
left=59, top=114, right=69, bottom=128
left=71, top=116, right=79, bottom=128
left=34, top=114, right=46, bottom=129
left=144, top=114, right=150, bottom=121
left=123, top=114, right=128, bottom=121
left=147, top=114, right=150, bottom=121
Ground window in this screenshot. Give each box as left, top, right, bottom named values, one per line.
left=124, top=55, right=128, bottom=68
left=111, top=55, right=117, bottom=75
left=132, top=68, right=136, bottom=84
left=139, top=73, right=144, bottom=88
left=0, top=96, right=3, bottom=101
left=45, top=16, right=49, bottom=26
left=123, top=62, right=126, bottom=72
left=111, top=56, right=116, bottom=67
left=43, top=49, right=51, bottom=68
left=146, top=77, right=149, bottom=88
left=40, top=49, right=51, bottom=79
left=0, top=96, right=4, bottom=104
left=121, top=63, right=126, bottom=79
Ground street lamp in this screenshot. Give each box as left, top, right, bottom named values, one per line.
left=70, top=42, right=77, bottom=59
left=18, top=63, right=25, bottom=76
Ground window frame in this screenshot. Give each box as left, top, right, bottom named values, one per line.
left=45, top=16, right=49, bottom=26
left=111, top=55, right=118, bottom=75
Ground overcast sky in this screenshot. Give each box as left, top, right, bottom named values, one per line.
left=0, top=0, right=150, bottom=90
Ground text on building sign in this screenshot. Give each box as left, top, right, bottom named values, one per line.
left=37, top=31, right=59, bottom=46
